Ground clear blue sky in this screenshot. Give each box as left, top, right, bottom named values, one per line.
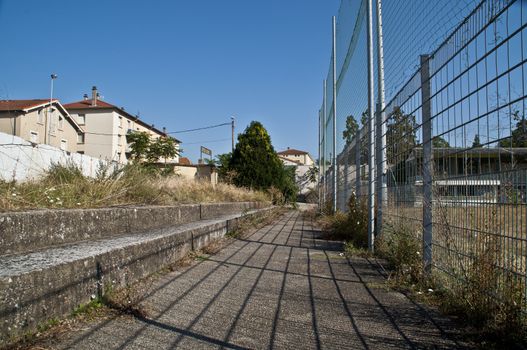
left=0, top=0, right=339, bottom=162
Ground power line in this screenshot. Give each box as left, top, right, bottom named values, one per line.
left=167, top=122, right=231, bottom=134
left=181, top=138, right=231, bottom=145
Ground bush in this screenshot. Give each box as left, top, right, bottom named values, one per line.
left=318, top=193, right=368, bottom=248
left=376, top=221, right=422, bottom=285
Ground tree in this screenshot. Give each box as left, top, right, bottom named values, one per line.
left=229, top=121, right=297, bottom=202
left=126, top=131, right=151, bottom=162
left=472, top=134, right=483, bottom=147
left=150, top=137, right=178, bottom=164
left=305, top=165, right=318, bottom=184
left=432, top=136, right=450, bottom=148
left=343, top=115, right=359, bottom=145
left=343, top=111, right=369, bottom=164
left=214, top=152, right=236, bottom=184
left=499, top=110, right=527, bottom=148
left=386, top=107, right=417, bottom=164
left=126, top=131, right=178, bottom=164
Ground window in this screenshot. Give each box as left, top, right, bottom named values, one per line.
left=30, top=131, right=38, bottom=143
left=37, top=109, right=44, bottom=124
left=127, top=120, right=131, bottom=130
left=77, top=133, right=85, bottom=144
left=119, top=116, right=123, bottom=128
left=78, top=114, right=85, bottom=125
left=58, top=116, right=64, bottom=130
left=118, top=134, right=122, bottom=144
left=60, top=139, right=67, bottom=151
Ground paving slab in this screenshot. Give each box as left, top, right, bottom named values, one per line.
left=46, top=210, right=470, bottom=350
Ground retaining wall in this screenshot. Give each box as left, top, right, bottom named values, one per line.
left=0, top=203, right=273, bottom=344
left=0, top=202, right=266, bottom=256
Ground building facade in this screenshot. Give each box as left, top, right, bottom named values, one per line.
left=277, top=148, right=315, bottom=166
left=64, top=87, right=180, bottom=163
left=0, top=99, right=84, bottom=153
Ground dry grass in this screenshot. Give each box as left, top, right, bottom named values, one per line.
left=382, top=201, right=527, bottom=346
left=0, top=163, right=270, bottom=212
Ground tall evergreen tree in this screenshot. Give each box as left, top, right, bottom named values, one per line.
left=229, top=121, right=297, bottom=201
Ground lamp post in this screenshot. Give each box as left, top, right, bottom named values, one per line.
left=46, top=74, right=58, bottom=144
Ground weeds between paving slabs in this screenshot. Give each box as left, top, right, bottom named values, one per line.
left=317, top=193, right=369, bottom=251
left=318, top=195, right=527, bottom=347
left=0, top=162, right=270, bottom=212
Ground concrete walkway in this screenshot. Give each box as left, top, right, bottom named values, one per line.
left=50, top=210, right=468, bottom=349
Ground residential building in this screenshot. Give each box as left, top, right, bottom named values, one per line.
left=277, top=148, right=315, bottom=166
left=0, top=99, right=84, bottom=153
left=277, top=147, right=317, bottom=198
left=64, top=87, right=180, bottom=163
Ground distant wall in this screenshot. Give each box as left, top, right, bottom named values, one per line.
left=174, top=164, right=218, bottom=185
left=0, top=131, right=119, bottom=182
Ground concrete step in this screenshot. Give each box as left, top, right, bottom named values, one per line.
left=0, top=201, right=267, bottom=256
left=0, top=206, right=274, bottom=344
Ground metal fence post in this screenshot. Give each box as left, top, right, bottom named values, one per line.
left=355, top=130, right=361, bottom=198
left=332, top=16, right=338, bottom=213
left=318, top=109, right=322, bottom=211
left=366, top=0, right=376, bottom=252
left=375, top=0, right=387, bottom=237
left=420, top=54, right=433, bottom=274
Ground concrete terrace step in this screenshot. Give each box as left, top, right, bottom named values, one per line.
left=0, top=206, right=273, bottom=343
left=0, top=202, right=267, bottom=256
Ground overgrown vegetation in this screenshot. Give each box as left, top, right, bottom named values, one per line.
left=318, top=193, right=368, bottom=248
left=0, top=162, right=269, bottom=211
left=319, top=197, right=527, bottom=347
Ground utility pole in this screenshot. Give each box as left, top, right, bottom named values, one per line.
left=366, top=0, right=376, bottom=252
left=231, top=116, right=235, bottom=153
left=375, top=0, right=387, bottom=238
left=332, top=16, right=338, bottom=213
left=46, top=74, right=58, bottom=145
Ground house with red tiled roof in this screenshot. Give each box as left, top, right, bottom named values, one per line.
left=0, top=99, right=85, bottom=153
left=277, top=147, right=314, bottom=166
left=64, top=86, right=180, bottom=163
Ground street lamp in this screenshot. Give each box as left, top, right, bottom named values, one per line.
left=46, top=74, right=58, bottom=144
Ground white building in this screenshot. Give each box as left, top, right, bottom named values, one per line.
left=277, top=147, right=317, bottom=196
left=277, top=148, right=315, bottom=166
left=64, top=87, right=180, bottom=163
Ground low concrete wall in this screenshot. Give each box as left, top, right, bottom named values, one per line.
left=0, top=206, right=275, bottom=344
left=0, top=202, right=266, bottom=256
left=0, top=131, right=120, bottom=182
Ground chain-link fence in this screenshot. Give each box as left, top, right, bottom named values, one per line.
left=320, top=0, right=526, bottom=312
